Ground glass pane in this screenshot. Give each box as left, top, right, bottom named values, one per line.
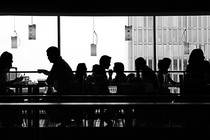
left=0, top=16, right=57, bottom=81
left=60, top=16, right=129, bottom=71
left=156, top=16, right=210, bottom=71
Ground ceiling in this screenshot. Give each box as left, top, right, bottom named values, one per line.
left=1, top=1, right=210, bottom=16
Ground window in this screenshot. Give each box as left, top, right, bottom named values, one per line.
left=0, top=16, right=57, bottom=81
left=173, top=58, right=178, bottom=71
left=1, top=15, right=210, bottom=81
left=138, top=28, right=143, bottom=44
left=60, top=16, right=128, bottom=71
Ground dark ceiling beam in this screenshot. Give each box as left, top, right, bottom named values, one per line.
left=0, top=2, right=210, bottom=16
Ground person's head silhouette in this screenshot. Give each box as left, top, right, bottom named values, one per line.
left=91, top=64, right=100, bottom=76
left=158, top=58, right=171, bottom=73
left=113, top=62, right=124, bottom=74
left=76, top=63, right=87, bottom=75
left=0, top=51, right=13, bottom=72
left=188, top=49, right=205, bottom=65
left=46, top=46, right=60, bottom=63
left=99, top=55, right=111, bottom=70
left=135, top=57, right=146, bottom=71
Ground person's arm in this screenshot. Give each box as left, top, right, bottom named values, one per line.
left=168, top=75, right=179, bottom=85
left=37, top=69, right=50, bottom=75
left=7, top=77, right=23, bottom=85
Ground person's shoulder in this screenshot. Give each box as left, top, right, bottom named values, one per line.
left=146, top=66, right=155, bottom=73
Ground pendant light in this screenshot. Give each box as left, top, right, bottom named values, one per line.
left=182, top=29, right=189, bottom=55
left=11, top=16, right=21, bottom=49
left=125, top=16, right=132, bottom=41
left=29, top=16, right=36, bottom=40
left=91, top=17, right=98, bottom=56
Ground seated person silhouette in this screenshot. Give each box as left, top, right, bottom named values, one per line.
left=89, top=55, right=114, bottom=127
left=133, top=57, right=159, bottom=94
left=112, top=62, right=127, bottom=84
left=73, top=63, right=87, bottom=94
left=0, top=51, right=23, bottom=127
left=38, top=46, right=74, bottom=94
left=38, top=46, right=74, bottom=127
left=121, top=60, right=144, bottom=95
left=184, top=49, right=210, bottom=95
left=86, top=64, right=100, bottom=95
left=183, top=49, right=210, bottom=127
left=157, top=58, right=179, bottom=95
left=111, top=62, right=133, bottom=127
left=110, top=62, right=130, bottom=95
left=134, top=57, right=174, bottom=126
left=91, top=55, right=111, bottom=95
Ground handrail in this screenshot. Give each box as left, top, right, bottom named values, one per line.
left=1, top=94, right=210, bottom=102
left=1, top=94, right=210, bottom=129
left=8, top=70, right=186, bottom=73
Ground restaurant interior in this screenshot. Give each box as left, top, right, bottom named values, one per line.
left=1, top=2, right=210, bottom=139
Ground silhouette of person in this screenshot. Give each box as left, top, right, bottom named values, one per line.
left=93, top=55, right=112, bottom=95
left=74, top=63, right=87, bottom=94
left=184, top=48, right=210, bottom=95
left=184, top=49, right=210, bottom=127
left=38, top=46, right=74, bottom=94
left=86, top=64, right=100, bottom=95
left=66, top=62, right=88, bottom=126
left=98, top=55, right=111, bottom=78
left=112, top=62, right=127, bottom=84
left=0, top=51, right=23, bottom=127
left=90, top=55, right=113, bottom=127
left=0, top=51, right=23, bottom=94
left=38, top=46, right=74, bottom=127
left=111, top=62, right=133, bottom=127
left=85, top=64, right=101, bottom=127
left=135, top=57, right=159, bottom=94
left=74, top=63, right=87, bottom=84
left=157, top=58, right=179, bottom=94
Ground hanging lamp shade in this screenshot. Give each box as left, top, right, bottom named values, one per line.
left=11, top=17, right=18, bottom=49
left=125, top=25, right=132, bottom=41
left=91, top=43, right=97, bottom=56
left=90, top=17, right=98, bottom=56
left=184, top=41, right=189, bottom=55
left=29, top=24, right=36, bottom=40
left=11, top=36, right=17, bottom=49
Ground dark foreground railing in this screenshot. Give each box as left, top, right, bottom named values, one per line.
left=1, top=94, right=210, bottom=129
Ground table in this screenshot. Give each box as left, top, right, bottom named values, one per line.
left=9, top=82, right=47, bottom=95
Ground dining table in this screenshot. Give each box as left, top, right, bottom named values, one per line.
left=9, top=81, right=47, bottom=95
